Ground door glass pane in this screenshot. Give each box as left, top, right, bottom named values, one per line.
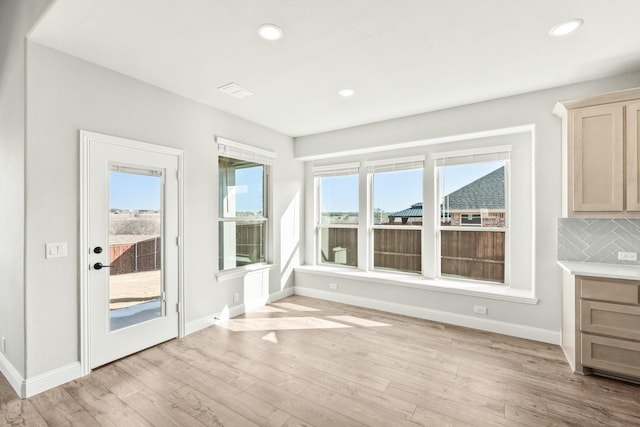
left=109, top=168, right=163, bottom=331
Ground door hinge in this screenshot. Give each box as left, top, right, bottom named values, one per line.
left=176, top=236, right=181, bottom=246
left=176, top=302, right=180, bottom=313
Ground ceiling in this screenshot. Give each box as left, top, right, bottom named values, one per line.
left=28, top=0, right=640, bottom=137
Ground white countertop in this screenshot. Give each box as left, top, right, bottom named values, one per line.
left=557, top=260, right=640, bottom=281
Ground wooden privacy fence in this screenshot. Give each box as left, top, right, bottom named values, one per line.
left=324, top=227, right=505, bottom=282
left=321, top=227, right=358, bottom=267
left=109, top=237, right=161, bottom=275
left=235, top=223, right=265, bottom=265
left=440, top=230, right=505, bottom=283
left=373, top=228, right=422, bottom=273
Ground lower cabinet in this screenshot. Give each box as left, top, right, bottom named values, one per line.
left=572, top=275, right=640, bottom=382
left=582, top=334, right=640, bottom=379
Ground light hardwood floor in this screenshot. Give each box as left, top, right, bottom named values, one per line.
left=2, top=295, right=640, bottom=426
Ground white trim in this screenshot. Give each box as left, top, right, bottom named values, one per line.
left=430, top=144, right=512, bottom=161
left=22, top=363, right=83, bottom=398
left=295, top=265, right=538, bottom=304
left=185, top=287, right=295, bottom=335
left=366, top=155, right=425, bottom=173
left=295, top=124, right=535, bottom=161
left=79, top=132, right=90, bottom=376
left=177, top=152, right=186, bottom=338
left=185, top=315, right=219, bottom=335
left=215, top=263, right=276, bottom=282
left=312, top=162, right=360, bottom=177
left=294, top=286, right=558, bottom=344
left=79, top=130, right=185, bottom=376
left=216, top=136, right=276, bottom=164
left=318, top=223, right=359, bottom=229
left=0, top=351, right=24, bottom=398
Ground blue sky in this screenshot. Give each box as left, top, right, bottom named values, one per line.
left=110, top=171, right=161, bottom=211
left=233, top=166, right=263, bottom=212
left=110, top=161, right=502, bottom=213
left=322, top=161, right=503, bottom=213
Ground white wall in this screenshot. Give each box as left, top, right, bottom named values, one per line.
left=25, top=42, right=304, bottom=378
left=295, top=71, right=640, bottom=339
left=0, top=0, right=50, bottom=381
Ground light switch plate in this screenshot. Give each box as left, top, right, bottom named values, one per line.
left=46, top=242, right=68, bottom=259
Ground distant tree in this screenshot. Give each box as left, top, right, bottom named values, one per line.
left=374, top=208, right=385, bottom=224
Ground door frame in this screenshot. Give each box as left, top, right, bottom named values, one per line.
left=79, top=130, right=185, bottom=376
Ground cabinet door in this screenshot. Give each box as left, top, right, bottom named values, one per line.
left=627, top=102, right=640, bottom=211
left=582, top=334, right=640, bottom=378
left=569, top=104, right=624, bottom=213
left=581, top=300, right=640, bottom=341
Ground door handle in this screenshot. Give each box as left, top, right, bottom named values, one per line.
left=93, top=262, right=111, bottom=270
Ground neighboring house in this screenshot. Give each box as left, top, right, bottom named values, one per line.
left=388, top=166, right=506, bottom=227
left=442, top=166, right=505, bottom=227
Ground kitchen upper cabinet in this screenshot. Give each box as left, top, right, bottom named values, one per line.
left=570, top=103, right=624, bottom=213
left=555, top=88, right=640, bottom=217
left=627, top=102, right=640, bottom=211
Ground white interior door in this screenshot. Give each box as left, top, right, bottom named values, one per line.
left=85, top=133, right=181, bottom=369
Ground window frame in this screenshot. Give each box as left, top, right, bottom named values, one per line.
left=314, top=163, right=360, bottom=268
left=367, top=157, right=425, bottom=275
left=216, top=137, right=274, bottom=273
left=434, top=152, right=511, bottom=285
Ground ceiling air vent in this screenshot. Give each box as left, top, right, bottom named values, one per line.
left=218, top=82, right=253, bottom=99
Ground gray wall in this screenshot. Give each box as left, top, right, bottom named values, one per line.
left=0, top=0, right=50, bottom=378
left=25, top=42, right=304, bottom=377
left=558, top=218, right=640, bottom=265
left=295, top=71, right=640, bottom=336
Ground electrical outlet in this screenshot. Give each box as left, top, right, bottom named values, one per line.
left=233, top=292, right=240, bottom=303
left=1, top=337, right=5, bottom=353
left=618, top=251, right=638, bottom=261
left=474, top=305, right=488, bottom=315
left=329, top=283, right=338, bottom=290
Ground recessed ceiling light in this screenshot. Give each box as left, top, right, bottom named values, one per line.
left=257, top=23, right=283, bottom=41
left=549, top=19, right=583, bottom=37
left=338, top=89, right=355, bottom=97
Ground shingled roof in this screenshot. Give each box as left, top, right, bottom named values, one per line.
left=444, top=166, right=504, bottom=210
left=389, top=166, right=505, bottom=218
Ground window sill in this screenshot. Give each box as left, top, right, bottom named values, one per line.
left=216, top=263, right=275, bottom=282
left=294, top=265, right=538, bottom=304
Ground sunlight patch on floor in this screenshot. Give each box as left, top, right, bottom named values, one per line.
left=270, top=302, right=321, bottom=312
left=220, top=316, right=352, bottom=332
left=326, top=315, right=391, bottom=327
left=261, top=331, right=279, bottom=343
left=250, top=305, right=288, bottom=313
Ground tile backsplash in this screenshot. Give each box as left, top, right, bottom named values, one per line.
left=558, top=218, right=640, bottom=265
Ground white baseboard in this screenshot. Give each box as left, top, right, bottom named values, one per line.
left=23, top=362, right=83, bottom=398
left=185, top=286, right=295, bottom=335
left=295, top=286, right=560, bottom=345
left=0, top=351, right=24, bottom=398
left=268, top=286, right=295, bottom=302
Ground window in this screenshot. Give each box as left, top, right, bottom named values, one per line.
left=437, top=152, right=509, bottom=283
left=369, top=157, right=424, bottom=274
left=217, top=138, right=273, bottom=271
left=314, top=163, right=359, bottom=267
